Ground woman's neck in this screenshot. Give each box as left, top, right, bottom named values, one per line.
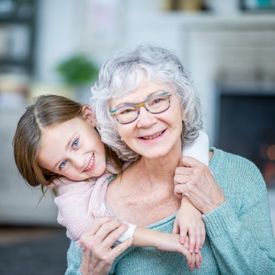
left=130, top=140, right=182, bottom=188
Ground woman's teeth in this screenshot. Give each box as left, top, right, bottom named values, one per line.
left=142, top=130, right=164, bottom=140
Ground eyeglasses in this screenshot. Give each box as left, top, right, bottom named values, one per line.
left=110, top=91, right=172, bottom=124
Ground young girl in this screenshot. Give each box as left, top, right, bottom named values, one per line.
left=13, top=94, right=206, bottom=270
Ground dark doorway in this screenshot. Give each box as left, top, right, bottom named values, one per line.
left=217, top=88, right=275, bottom=188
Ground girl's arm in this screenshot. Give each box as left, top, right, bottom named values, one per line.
left=55, top=177, right=200, bottom=271
left=174, top=130, right=208, bottom=253
left=173, top=197, right=206, bottom=253
left=132, top=226, right=201, bottom=270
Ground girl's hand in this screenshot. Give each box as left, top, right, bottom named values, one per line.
left=173, top=197, right=206, bottom=254
left=174, top=156, right=225, bottom=214
left=183, top=236, right=203, bottom=271
left=155, top=233, right=202, bottom=270
left=79, top=217, right=133, bottom=275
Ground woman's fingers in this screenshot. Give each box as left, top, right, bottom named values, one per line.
left=174, top=174, right=189, bottom=186
left=180, top=156, right=204, bottom=167
left=110, top=237, right=133, bottom=259
left=102, top=223, right=128, bottom=248
left=174, top=183, right=188, bottom=196
left=79, top=217, right=115, bottom=248
left=89, top=216, right=114, bottom=235
left=94, top=219, right=122, bottom=242
left=79, top=217, right=134, bottom=275
left=80, top=248, right=91, bottom=275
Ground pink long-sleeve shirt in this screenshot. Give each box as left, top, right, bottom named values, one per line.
left=53, top=172, right=114, bottom=240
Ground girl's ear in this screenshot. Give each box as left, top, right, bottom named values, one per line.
left=81, top=105, right=97, bottom=127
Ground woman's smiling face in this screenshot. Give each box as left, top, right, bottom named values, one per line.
left=110, top=80, right=183, bottom=159
left=37, top=113, right=106, bottom=181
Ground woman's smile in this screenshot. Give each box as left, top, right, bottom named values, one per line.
left=138, top=129, right=167, bottom=142
left=111, top=81, right=183, bottom=159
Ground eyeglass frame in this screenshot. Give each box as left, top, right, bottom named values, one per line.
left=109, top=90, right=172, bottom=125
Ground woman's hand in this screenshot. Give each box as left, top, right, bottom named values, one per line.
left=173, top=197, right=206, bottom=254
left=174, top=156, right=225, bottom=214
left=79, top=217, right=133, bottom=275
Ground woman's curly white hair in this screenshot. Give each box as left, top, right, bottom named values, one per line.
left=90, top=44, right=203, bottom=162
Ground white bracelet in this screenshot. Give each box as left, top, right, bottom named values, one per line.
left=117, top=222, right=137, bottom=243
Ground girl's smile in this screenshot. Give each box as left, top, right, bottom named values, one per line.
left=37, top=114, right=106, bottom=181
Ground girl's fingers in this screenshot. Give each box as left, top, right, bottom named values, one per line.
left=179, top=225, right=188, bottom=244
left=178, top=246, right=192, bottom=267
left=172, top=221, right=179, bottom=234
left=188, top=252, right=196, bottom=271
left=195, top=251, right=202, bottom=269
left=201, top=226, right=206, bottom=247
left=194, top=227, right=201, bottom=254
left=188, top=228, right=196, bottom=253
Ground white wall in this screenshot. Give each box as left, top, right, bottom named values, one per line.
left=35, top=0, right=85, bottom=83
left=35, top=0, right=275, bottom=143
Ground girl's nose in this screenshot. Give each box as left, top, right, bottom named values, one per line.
left=136, top=107, right=157, bottom=128
left=71, top=153, right=84, bottom=170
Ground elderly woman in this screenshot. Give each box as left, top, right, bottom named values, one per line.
left=66, top=45, right=275, bottom=274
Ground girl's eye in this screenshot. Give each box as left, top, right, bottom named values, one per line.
left=72, top=138, right=79, bottom=149
left=58, top=160, right=67, bottom=170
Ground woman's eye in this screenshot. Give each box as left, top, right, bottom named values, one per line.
left=151, top=97, right=165, bottom=105
left=72, top=138, right=79, bottom=149
left=120, top=108, right=135, bottom=115
left=58, top=160, right=67, bottom=170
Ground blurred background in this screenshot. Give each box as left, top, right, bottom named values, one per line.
left=0, top=0, right=275, bottom=274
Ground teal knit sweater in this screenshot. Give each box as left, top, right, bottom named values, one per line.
left=65, top=148, right=275, bottom=274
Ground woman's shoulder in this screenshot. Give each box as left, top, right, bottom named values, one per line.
left=210, top=147, right=261, bottom=174
left=210, top=147, right=267, bottom=197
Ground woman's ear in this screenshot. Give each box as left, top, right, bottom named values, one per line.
left=81, top=105, right=97, bottom=127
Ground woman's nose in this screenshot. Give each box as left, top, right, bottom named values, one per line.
left=136, top=107, right=157, bottom=128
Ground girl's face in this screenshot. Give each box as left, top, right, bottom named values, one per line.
left=110, top=80, right=183, bottom=159
left=37, top=111, right=106, bottom=181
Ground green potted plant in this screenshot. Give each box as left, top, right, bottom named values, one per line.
left=56, top=54, right=99, bottom=102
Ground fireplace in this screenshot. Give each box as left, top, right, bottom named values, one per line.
left=216, top=86, right=275, bottom=188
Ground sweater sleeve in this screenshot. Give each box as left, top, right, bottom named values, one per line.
left=203, top=161, right=275, bottom=274
left=65, top=241, right=82, bottom=275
